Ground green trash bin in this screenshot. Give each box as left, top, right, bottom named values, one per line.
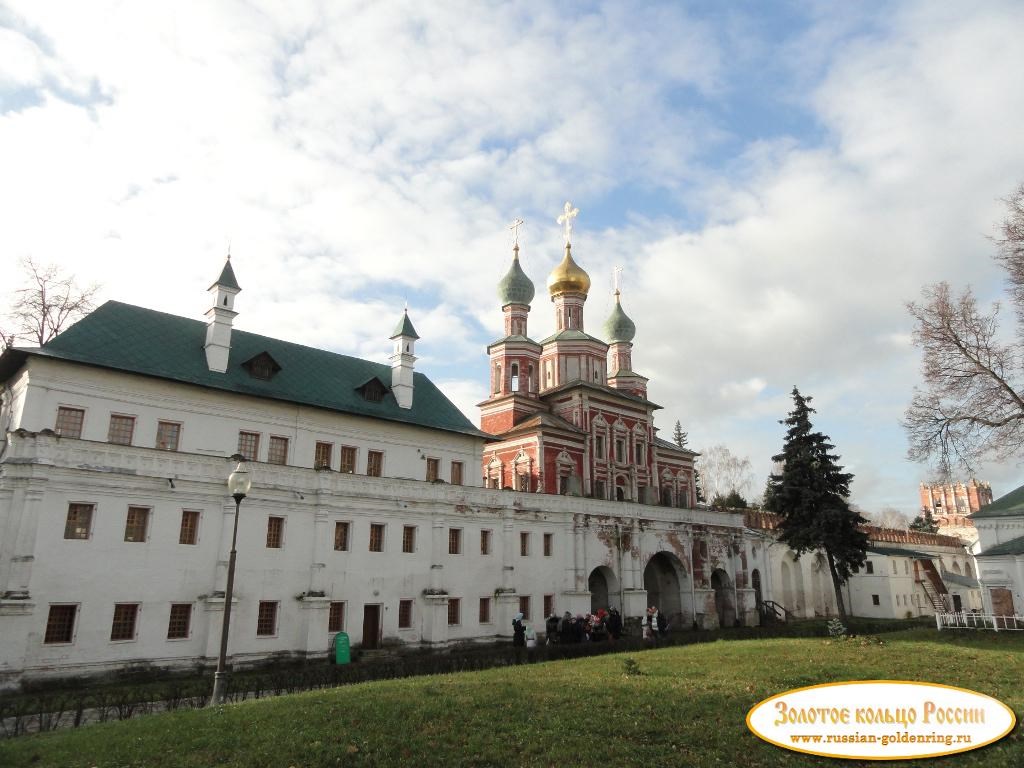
left=333, top=632, right=351, bottom=665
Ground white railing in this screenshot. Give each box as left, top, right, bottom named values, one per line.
left=935, top=612, right=1024, bottom=631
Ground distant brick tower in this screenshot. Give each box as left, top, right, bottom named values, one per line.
left=918, top=479, right=993, bottom=542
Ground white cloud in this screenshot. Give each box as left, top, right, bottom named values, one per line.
left=3, top=1, right=1024, bottom=516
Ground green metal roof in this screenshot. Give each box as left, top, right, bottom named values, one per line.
left=978, top=534, right=1024, bottom=557
left=391, top=310, right=420, bottom=340
left=943, top=572, right=981, bottom=588
left=538, top=329, right=608, bottom=346
left=972, top=483, right=1024, bottom=519
left=487, top=335, right=542, bottom=352
left=6, top=301, right=486, bottom=439
left=865, top=545, right=932, bottom=559
left=210, top=259, right=241, bottom=291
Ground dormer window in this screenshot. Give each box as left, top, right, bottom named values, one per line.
left=242, top=352, right=281, bottom=381
left=357, top=377, right=389, bottom=403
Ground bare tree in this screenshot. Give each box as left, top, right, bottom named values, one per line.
left=696, top=444, right=754, bottom=502
left=2, top=258, right=98, bottom=348
left=863, top=506, right=911, bottom=530
left=904, top=184, right=1024, bottom=475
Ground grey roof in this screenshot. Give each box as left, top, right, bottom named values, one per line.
left=538, top=329, right=608, bottom=346
left=654, top=436, right=699, bottom=456
left=865, top=545, right=932, bottom=559
left=943, top=572, right=981, bottom=588
left=0, top=301, right=486, bottom=439
left=972, top=483, right=1024, bottom=519
left=487, top=335, right=542, bottom=352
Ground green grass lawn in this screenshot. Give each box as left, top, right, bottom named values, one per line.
left=1, top=628, right=1021, bottom=767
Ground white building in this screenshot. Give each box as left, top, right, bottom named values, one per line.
left=0, top=259, right=762, bottom=688
left=971, top=484, right=1024, bottom=617
left=746, top=512, right=981, bottom=621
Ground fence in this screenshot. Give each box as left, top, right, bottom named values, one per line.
left=935, top=612, right=1024, bottom=631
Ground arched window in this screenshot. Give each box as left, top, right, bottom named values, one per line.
left=511, top=362, right=519, bottom=392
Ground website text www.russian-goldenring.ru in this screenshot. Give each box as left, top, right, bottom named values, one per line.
left=790, top=732, right=973, bottom=748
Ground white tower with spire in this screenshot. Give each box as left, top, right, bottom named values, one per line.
left=204, top=257, right=241, bottom=373
left=390, top=309, right=419, bottom=409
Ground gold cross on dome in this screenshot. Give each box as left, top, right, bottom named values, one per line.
left=613, top=265, right=622, bottom=293
left=557, top=201, right=579, bottom=245
left=509, top=218, right=524, bottom=247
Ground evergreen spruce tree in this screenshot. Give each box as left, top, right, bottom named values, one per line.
left=694, top=468, right=705, bottom=503
left=764, top=387, right=868, bottom=621
left=909, top=508, right=939, bottom=533
left=672, top=420, right=688, bottom=448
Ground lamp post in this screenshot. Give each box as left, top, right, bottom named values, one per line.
left=209, top=458, right=251, bottom=706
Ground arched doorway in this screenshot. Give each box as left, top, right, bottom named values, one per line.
left=811, top=555, right=826, bottom=616
left=588, top=566, right=620, bottom=613
left=791, top=557, right=806, bottom=616
left=710, top=568, right=735, bottom=628
left=643, top=552, right=686, bottom=626
left=780, top=560, right=793, bottom=610
left=751, top=569, right=763, bottom=610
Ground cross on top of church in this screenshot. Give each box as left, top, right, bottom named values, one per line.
left=509, top=217, right=524, bottom=247
left=557, top=201, right=579, bottom=245
left=613, top=265, right=622, bottom=294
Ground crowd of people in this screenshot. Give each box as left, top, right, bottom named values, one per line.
left=511, top=606, right=669, bottom=647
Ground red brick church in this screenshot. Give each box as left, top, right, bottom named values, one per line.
left=478, top=204, right=697, bottom=507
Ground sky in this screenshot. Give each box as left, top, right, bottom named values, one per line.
left=2, top=1, right=1024, bottom=517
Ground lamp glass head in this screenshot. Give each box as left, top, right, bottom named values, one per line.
left=227, top=462, right=252, bottom=497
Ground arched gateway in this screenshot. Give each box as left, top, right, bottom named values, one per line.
left=643, top=552, right=688, bottom=627
left=588, top=566, right=620, bottom=613
left=710, top=568, right=736, bottom=628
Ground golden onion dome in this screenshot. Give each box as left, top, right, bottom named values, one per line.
left=546, top=243, right=591, bottom=296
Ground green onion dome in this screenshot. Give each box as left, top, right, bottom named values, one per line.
left=603, top=291, right=636, bottom=343
left=498, top=245, right=536, bottom=307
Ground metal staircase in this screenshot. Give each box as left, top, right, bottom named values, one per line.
left=916, top=559, right=950, bottom=613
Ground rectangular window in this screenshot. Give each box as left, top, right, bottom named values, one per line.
left=314, top=441, right=333, bottom=470
left=594, top=480, right=606, bottom=500
left=451, top=461, right=463, bottom=486
left=124, top=506, right=149, bottom=543
left=156, top=420, right=181, bottom=451
left=635, top=440, right=644, bottom=464
left=266, top=516, right=284, bottom=548
left=904, top=560, right=909, bottom=575
left=520, top=531, right=530, bottom=556
left=480, top=529, right=492, bottom=555
left=892, top=560, right=898, bottom=575
left=110, top=603, right=139, bottom=641
left=167, top=603, right=192, bottom=639
left=543, top=594, right=554, bottom=618
left=402, top=525, right=416, bottom=553
left=256, top=601, right=278, bottom=636
left=179, top=510, right=200, bottom=545
left=398, top=599, right=413, bottom=629
left=865, top=561, right=874, bottom=574
left=543, top=532, right=553, bottom=557
left=334, top=521, right=350, bottom=551
left=267, top=436, right=289, bottom=465
left=328, top=601, right=345, bottom=633
left=340, top=446, right=357, bottom=473
left=448, top=528, right=462, bottom=555
left=64, top=503, right=94, bottom=540
left=44, top=605, right=77, bottom=644
left=237, top=431, right=260, bottom=462
left=615, top=439, right=625, bottom=463
left=595, top=435, right=605, bottom=459
left=426, top=457, right=439, bottom=482
left=366, top=450, right=383, bottom=477
left=479, top=597, right=491, bottom=624
left=447, top=597, right=461, bottom=626
left=107, top=414, right=135, bottom=445
left=369, top=523, right=385, bottom=552
left=518, top=595, right=530, bottom=621
left=55, top=406, right=84, bottom=438
left=871, top=594, right=880, bottom=606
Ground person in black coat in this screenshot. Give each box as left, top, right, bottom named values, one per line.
left=545, top=613, right=560, bottom=644
left=512, top=612, right=526, bottom=647
left=607, top=608, right=623, bottom=640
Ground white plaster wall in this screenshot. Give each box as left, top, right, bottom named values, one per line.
left=0, top=430, right=754, bottom=686
left=14, top=358, right=482, bottom=484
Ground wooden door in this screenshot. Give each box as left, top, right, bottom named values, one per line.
left=990, top=588, right=1014, bottom=628
left=362, top=604, right=381, bottom=649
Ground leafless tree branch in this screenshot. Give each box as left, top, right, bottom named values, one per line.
left=2, top=257, right=99, bottom=347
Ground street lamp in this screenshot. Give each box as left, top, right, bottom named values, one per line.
left=209, top=458, right=252, bottom=706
